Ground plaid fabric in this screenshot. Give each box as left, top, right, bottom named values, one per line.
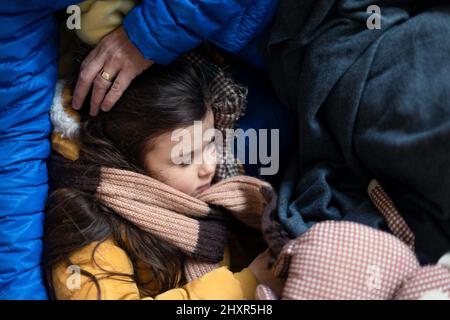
left=257, top=221, right=450, bottom=300
left=185, top=50, right=247, bottom=182
left=256, top=177, right=450, bottom=300
left=395, top=265, right=450, bottom=300
left=368, top=180, right=415, bottom=250
left=271, top=221, right=419, bottom=300
left=256, top=284, right=279, bottom=300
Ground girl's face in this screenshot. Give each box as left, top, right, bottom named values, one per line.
left=143, top=109, right=217, bottom=197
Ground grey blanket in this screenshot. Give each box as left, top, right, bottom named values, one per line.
left=265, top=0, right=450, bottom=263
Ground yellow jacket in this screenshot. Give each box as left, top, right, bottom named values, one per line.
left=76, top=0, right=135, bottom=45
left=52, top=238, right=258, bottom=300
left=57, top=0, right=134, bottom=77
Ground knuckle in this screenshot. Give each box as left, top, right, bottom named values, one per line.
left=80, top=59, right=89, bottom=70
left=112, top=51, right=123, bottom=61
left=110, top=81, right=122, bottom=94
left=79, top=70, right=89, bottom=82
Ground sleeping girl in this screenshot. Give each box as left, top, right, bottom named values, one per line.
left=44, top=54, right=284, bottom=299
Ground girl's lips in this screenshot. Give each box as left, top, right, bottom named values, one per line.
left=196, top=183, right=211, bottom=194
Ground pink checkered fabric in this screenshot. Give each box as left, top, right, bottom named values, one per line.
left=368, top=180, right=415, bottom=250
left=255, top=284, right=279, bottom=300
left=257, top=180, right=450, bottom=300
left=272, top=221, right=419, bottom=300
left=394, top=265, right=450, bottom=299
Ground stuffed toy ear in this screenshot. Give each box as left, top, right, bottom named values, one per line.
left=394, top=264, right=450, bottom=300
left=394, top=253, right=450, bottom=300
left=50, top=80, right=81, bottom=161
left=417, top=252, right=450, bottom=299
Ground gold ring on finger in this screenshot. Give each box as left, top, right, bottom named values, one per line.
left=100, top=69, right=113, bottom=82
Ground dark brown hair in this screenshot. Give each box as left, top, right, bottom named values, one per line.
left=44, top=61, right=212, bottom=299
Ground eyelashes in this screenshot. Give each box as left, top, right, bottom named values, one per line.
left=178, top=138, right=216, bottom=167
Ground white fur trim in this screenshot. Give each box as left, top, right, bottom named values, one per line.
left=438, top=252, right=450, bottom=269
left=419, top=289, right=450, bottom=300
left=51, top=80, right=80, bottom=139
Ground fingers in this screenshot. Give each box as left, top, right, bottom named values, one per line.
left=100, top=70, right=133, bottom=112
left=72, top=26, right=153, bottom=114
left=89, top=65, right=120, bottom=116
left=89, top=74, right=112, bottom=116
left=72, top=53, right=104, bottom=110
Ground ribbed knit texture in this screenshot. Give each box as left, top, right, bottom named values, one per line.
left=50, top=154, right=277, bottom=281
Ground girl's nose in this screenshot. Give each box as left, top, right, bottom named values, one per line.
left=199, top=161, right=216, bottom=178
left=199, top=142, right=217, bottom=177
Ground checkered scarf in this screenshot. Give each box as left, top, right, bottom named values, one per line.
left=184, top=50, right=247, bottom=182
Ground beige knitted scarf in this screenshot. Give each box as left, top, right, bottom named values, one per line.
left=50, top=154, right=277, bottom=282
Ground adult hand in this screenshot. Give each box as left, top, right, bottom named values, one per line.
left=72, top=26, right=153, bottom=116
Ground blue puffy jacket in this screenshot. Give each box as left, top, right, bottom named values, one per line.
left=123, top=0, right=279, bottom=67
left=0, top=0, right=278, bottom=299
left=0, top=1, right=78, bottom=299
